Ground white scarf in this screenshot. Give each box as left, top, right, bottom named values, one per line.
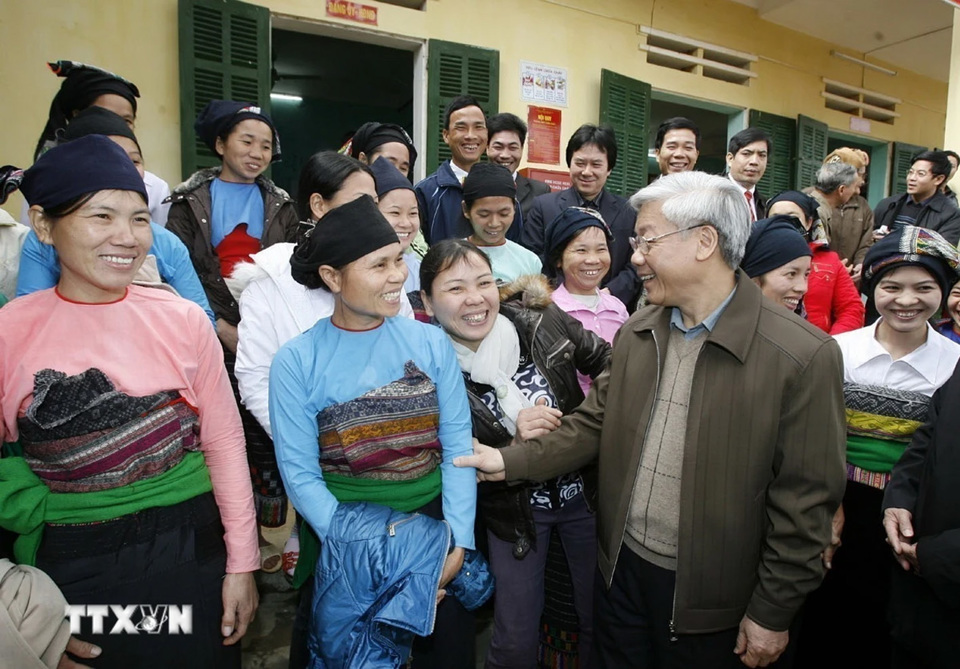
left=452, top=314, right=531, bottom=435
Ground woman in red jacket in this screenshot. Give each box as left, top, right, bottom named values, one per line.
left=767, top=190, right=865, bottom=333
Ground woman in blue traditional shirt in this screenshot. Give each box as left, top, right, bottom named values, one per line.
left=269, top=195, right=477, bottom=668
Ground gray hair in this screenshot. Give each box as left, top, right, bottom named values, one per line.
left=628, top=171, right=750, bottom=269
left=816, top=162, right=858, bottom=194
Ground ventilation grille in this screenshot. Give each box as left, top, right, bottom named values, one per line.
left=822, top=78, right=900, bottom=125
left=639, top=26, right=757, bottom=86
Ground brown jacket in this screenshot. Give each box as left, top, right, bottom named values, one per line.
left=805, top=188, right=875, bottom=265
left=164, top=168, right=299, bottom=325
left=501, top=274, right=846, bottom=633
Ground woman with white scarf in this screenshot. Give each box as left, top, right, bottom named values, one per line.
left=420, top=239, right=610, bottom=668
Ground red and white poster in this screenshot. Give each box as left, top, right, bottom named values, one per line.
left=326, top=0, right=378, bottom=25
left=526, top=106, right=562, bottom=165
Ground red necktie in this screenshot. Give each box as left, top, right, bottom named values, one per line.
left=744, top=191, right=756, bottom=222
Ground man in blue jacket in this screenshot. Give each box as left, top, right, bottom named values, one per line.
left=416, top=96, right=523, bottom=244
left=521, top=124, right=640, bottom=308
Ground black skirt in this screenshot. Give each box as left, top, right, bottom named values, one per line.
left=36, top=492, right=240, bottom=669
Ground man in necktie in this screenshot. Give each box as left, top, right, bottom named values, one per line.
left=726, top=128, right=771, bottom=221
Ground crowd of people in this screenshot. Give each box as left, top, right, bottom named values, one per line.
left=0, top=58, right=958, bottom=669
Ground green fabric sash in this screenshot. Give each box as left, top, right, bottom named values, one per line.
left=292, top=469, right=441, bottom=588
left=0, top=451, right=212, bottom=566
left=845, top=434, right=906, bottom=474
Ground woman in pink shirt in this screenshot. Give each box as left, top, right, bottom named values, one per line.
left=545, top=206, right=628, bottom=394
left=0, top=136, right=258, bottom=668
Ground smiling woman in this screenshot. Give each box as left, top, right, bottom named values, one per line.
left=165, top=100, right=300, bottom=565
left=270, top=196, right=479, bottom=667
left=0, top=135, right=260, bottom=668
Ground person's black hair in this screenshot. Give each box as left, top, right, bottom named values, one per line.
left=728, top=127, right=772, bottom=156
left=565, top=124, right=618, bottom=170
left=296, top=151, right=373, bottom=220
left=420, top=238, right=493, bottom=297
left=443, top=95, right=485, bottom=131
left=913, top=150, right=952, bottom=181
left=654, top=117, right=701, bottom=151
left=487, top=113, right=527, bottom=146
left=943, top=149, right=959, bottom=165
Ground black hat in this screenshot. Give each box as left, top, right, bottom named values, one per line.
left=766, top=190, right=820, bottom=221
left=194, top=100, right=281, bottom=162
left=370, top=157, right=413, bottom=199
left=462, top=162, right=516, bottom=207
left=21, top=135, right=147, bottom=210
left=290, top=195, right=399, bottom=288
left=349, top=122, right=417, bottom=178
left=741, top=215, right=813, bottom=278
left=34, top=60, right=141, bottom=162
left=62, top=106, right=141, bottom=152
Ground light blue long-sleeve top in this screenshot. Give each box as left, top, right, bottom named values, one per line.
left=269, top=315, right=477, bottom=549
left=15, top=223, right=216, bottom=327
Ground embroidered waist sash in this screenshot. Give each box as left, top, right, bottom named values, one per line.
left=316, top=360, right=442, bottom=485
left=294, top=362, right=444, bottom=589
left=844, top=382, right=930, bottom=482
left=17, top=368, right=201, bottom=493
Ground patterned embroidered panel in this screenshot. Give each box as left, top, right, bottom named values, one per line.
left=844, top=382, right=929, bottom=442
left=316, top=361, right=441, bottom=481
left=18, top=369, right=200, bottom=493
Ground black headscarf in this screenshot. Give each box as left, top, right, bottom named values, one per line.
left=741, top=216, right=813, bottom=278
left=349, top=122, right=418, bottom=181
left=34, top=60, right=140, bottom=162
left=194, top=100, right=281, bottom=162
left=765, top=190, right=820, bottom=221
left=861, top=225, right=960, bottom=323
left=20, top=135, right=147, bottom=210
left=62, top=106, right=141, bottom=152
left=290, top=195, right=399, bottom=290
left=462, top=162, right=516, bottom=207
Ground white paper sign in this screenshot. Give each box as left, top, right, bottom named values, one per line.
left=520, top=61, right=568, bottom=107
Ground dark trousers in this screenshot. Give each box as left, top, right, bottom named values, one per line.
left=796, top=481, right=891, bottom=668
left=485, top=494, right=596, bottom=668
left=288, top=495, right=475, bottom=669
left=593, top=546, right=797, bottom=669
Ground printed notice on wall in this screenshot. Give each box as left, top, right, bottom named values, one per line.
left=520, top=62, right=568, bottom=107
left=326, top=0, right=378, bottom=25
left=527, top=106, right=562, bottom=165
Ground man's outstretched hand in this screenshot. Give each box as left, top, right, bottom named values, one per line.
left=454, top=439, right=506, bottom=481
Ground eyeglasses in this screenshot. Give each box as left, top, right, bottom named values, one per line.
left=906, top=168, right=930, bottom=179
left=629, top=224, right=709, bottom=254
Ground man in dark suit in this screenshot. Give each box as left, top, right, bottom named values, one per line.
left=486, top=113, right=551, bottom=219
left=521, top=124, right=640, bottom=308
left=725, top=127, right=770, bottom=221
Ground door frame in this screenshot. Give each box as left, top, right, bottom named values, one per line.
left=271, top=15, right=428, bottom=181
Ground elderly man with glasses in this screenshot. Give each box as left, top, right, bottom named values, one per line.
left=458, top=171, right=846, bottom=668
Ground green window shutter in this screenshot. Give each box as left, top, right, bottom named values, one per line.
left=795, top=114, right=828, bottom=190
left=426, top=40, right=499, bottom=175
left=748, top=110, right=796, bottom=198
left=599, top=69, right=651, bottom=198
left=890, top=141, right=927, bottom=196
left=178, top=0, right=271, bottom=180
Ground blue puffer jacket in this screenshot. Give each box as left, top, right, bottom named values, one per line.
left=308, top=502, right=451, bottom=669
left=415, top=160, right=524, bottom=244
